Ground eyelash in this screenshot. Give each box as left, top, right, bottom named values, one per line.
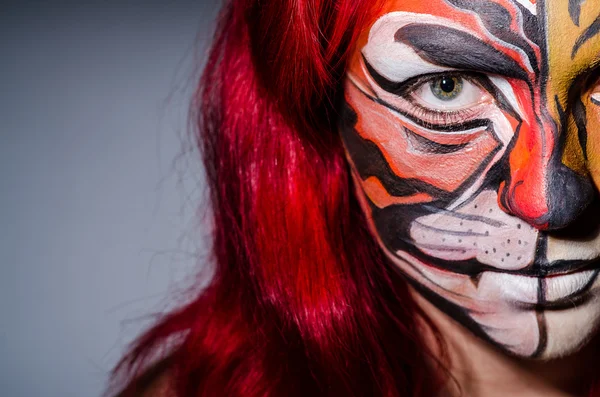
left=394, top=73, right=490, bottom=126
left=403, top=97, right=483, bottom=126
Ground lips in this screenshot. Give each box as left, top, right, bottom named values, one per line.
left=394, top=248, right=600, bottom=310
left=544, top=269, right=598, bottom=302
left=525, top=258, right=600, bottom=277
left=480, top=268, right=600, bottom=306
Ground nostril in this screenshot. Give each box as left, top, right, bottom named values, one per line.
left=549, top=195, right=600, bottom=239
left=498, top=165, right=596, bottom=231
left=544, top=165, right=595, bottom=231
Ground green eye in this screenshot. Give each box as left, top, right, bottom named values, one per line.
left=430, top=76, right=464, bottom=101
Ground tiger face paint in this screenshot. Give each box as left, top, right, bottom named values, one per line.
left=341, top=0, right=600, bottom=359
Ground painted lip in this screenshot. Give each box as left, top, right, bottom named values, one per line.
left=516, top=258, right=600, bottom=277
left=393, top=247, right=600, bottom=308
left=480, top=268, right=600, bottom=307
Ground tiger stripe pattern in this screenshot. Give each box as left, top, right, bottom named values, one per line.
left=341, top=0, right=600, bottom=358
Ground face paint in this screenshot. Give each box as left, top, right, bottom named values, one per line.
left=340, top=0, right=600, bottom=359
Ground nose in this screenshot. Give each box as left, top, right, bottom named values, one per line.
left=498, top=112, right=595, bottom=230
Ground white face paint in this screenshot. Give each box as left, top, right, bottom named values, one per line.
left=340, top=1, right=600, bottom=359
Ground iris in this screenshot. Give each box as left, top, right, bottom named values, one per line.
left=431, top=76, right=463, bottom=101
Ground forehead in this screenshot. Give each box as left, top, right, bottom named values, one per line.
left=353, top=0, right=600, bottom=127
left=359, top=0, right=600, bottom=83
left=375, top=0, right=537, bottom=22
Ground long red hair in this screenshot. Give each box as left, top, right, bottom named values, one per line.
left=109, top=0, right=448, bottom=395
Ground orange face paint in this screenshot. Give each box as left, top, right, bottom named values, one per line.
left=341, top=0, right=600, bottom=359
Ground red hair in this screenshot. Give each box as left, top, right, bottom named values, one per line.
left=109, top=0, right=448, bottom=395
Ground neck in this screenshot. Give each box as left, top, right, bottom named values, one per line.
left=412, top=290, right=600, bottom=397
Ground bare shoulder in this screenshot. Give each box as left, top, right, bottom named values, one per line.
left=114, top=356, right=176, bottom=397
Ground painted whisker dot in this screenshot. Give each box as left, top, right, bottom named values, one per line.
left=506, top=253, right=510, bottom=257
left=507, top=239, right=510, bottom=244
left=517, top=224, right=522, bottom=229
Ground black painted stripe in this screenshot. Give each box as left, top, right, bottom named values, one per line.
left=421, top=204, right=507, bottom=227
left=413, top=221, right=490, bottom=237
left=339, top=102, right=449, bottom=199
left=404, top=127, right=469, bottom=154
left=573, top=95, right=589, bottom=160
left=572, top=15, right=600, bottom=59
left=569, top=0, right=586, bottom=26
left=444, top=0, right=540, bottom=76
left=531, top=259, right=548, bottom=359
left=394, top=23, right=529, bottom=81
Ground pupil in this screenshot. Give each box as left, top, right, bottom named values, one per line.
left=440, top=77, right=455, bottom=93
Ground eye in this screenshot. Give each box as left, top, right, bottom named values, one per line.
left=591, top=83, right=600, bottom=105
left=410, top=75, right=491, bottom=111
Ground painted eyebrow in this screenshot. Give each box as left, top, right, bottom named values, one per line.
left=394, top=23, right=529, bottom=81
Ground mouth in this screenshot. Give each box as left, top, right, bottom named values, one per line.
left=394, top=246, right=600, bottom=310
left=517, top=258, right=600, bottom=277
left=484, top=268, right=600, bottom=308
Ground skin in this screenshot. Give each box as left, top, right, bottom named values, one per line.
left=341, top=0, right=600, bottom=393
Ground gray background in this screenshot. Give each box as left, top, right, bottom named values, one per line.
left=0, top=1, right=218, bottom=396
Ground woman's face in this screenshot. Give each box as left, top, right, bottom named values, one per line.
left=340, top=0, right=600, bottom=359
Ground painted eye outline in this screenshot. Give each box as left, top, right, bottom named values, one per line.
left=361, top=58, right=510, bottom=129
left=402, top=72, right=495, bottom=115
left=585, top=70, right=600, bottom=105
left=591, top=83, right=600, bottom=106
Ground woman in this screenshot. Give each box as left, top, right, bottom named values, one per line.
left=109, top=0, right=600, bottom=395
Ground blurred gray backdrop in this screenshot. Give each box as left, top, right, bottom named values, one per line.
left=0, top=1, right=218, bottom=396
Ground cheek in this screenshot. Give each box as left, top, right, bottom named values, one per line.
left=339, top=82, right=600, bottom=360
left=586, top=101, right=600, bottom=189
left=341, top=81, right=504, bottom=202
